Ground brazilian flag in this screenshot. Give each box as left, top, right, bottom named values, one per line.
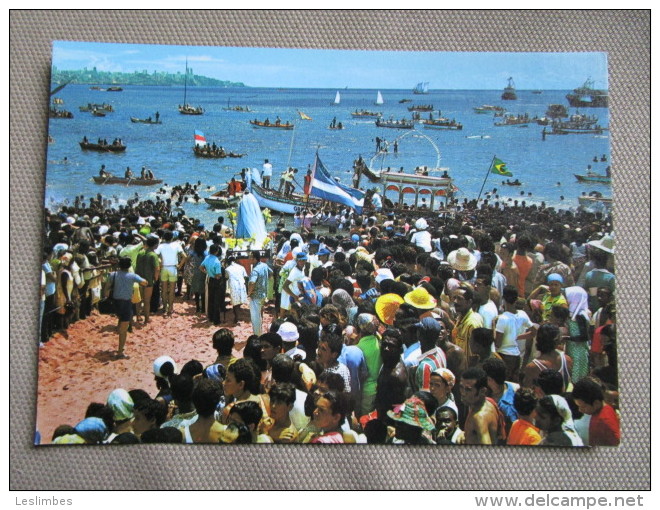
left=490, top=157, right=513, bottom=177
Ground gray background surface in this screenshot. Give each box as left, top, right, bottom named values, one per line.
left=10, top=10, right=650, bottom=490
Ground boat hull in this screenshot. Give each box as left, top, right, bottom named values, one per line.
left=249, top=121, right=294, bottom=130
left=249, top=184, right=322, bottom=214
left=80, top=142, right=126, bottom=152
left=93, top=176, right=162, bottom=186
left=574, top=174, right=611, bottom=184
left=204, top=192, right=242, bottom=209
left=130, top=117, right=162, bottom=124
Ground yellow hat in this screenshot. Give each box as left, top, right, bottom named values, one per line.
left=375, top=293, right=405, bottom=326
left=403, top=287, right=437, bottom=310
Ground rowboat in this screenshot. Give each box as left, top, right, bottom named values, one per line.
left=578, top=191, right=612, bottom=211
left=375, top=118, right=414, bottom=129
left=574, top=173, right=611, bottom=184
left=130, top=117, right=162, bottom=124
left=249, top=183, right=322, bottom=215
left=419, top=118, right=463, bottom=130
left=79, top=103, right=114, bottom=112
left=408, top=104, right=434, bottom=112
left=249, top=119, right=294, bottom=129
left=204, top=190, right=242, bottom=209
left=193, top=146, right=246, bottom=158
left=80, top=141, right=126, bottom=152
left=351, top=109, right=382, bottom=118
left=92, top=176, right=162, bottom=186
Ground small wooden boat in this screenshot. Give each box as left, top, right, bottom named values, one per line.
left=130, top=117, right=162, bottom=124
left=92, top=110, right=106, bottom=117
left=249, top=183, right=323, bottom=215
left=80, top=141, right=126, bottom=152
left=204, top=190, right=242, bottom=209
left=49, top=108, right=73, bottom=119
left=399, top=99, right=412, bottom=103
left=420, top=118, right=463, bottom=130
left=93, top=176, right=162, bottom=186
left=494, top=114, right=532, bottom=127
left=193, top=146, right=246, bottom=159
left=473, top=105, right=505, bottom=114
left=249, top=119, right=294, bottom=129
left=502, top=179, right=523, bottom=186
left=179, top=104, right=204, bottom=115
left=79, top=103, right=114, bottom=112
left=578, top=191, right=612, bottom=210
left=106, top=86, right=123, bottom=92
left=574, top=173, right=611, bottom=184
left=351, top=109, right=382, bottom=118
left=407, top=104, right=434, bottom=112
left=375, top=119, right=414, bottom=129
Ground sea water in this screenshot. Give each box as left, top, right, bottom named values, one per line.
left=45, top=85, right=611, bottom=227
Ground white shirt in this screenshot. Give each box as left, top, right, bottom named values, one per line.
left=410, top=230, right=432, bottom=253
left=262, top=162, right=273, bottom=177
left=495, top=310, right=533, bottom=356
left=156, top=242, right=184, bottom=266
left=478, top=300, right=499, bottom=329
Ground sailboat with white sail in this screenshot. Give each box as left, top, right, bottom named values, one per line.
left=413, top=82, right=429, bottom=95
left=375, top=91, right=384, bottom=106
left=178, top=59, right=204, bottom=115
left=333, top=91, right=341, bottom=105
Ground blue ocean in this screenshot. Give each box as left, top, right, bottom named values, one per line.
left=45, top=85, right=611, bottom=226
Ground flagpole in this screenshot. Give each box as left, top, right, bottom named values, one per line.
left=477, top=155, right=496, bottom=204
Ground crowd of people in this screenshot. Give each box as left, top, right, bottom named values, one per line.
left=41, top=189, right=619, bottom=446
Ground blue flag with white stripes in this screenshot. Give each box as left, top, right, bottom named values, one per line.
left=310, top=153, right=364, bottom=214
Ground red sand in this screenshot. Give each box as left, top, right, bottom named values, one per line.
left=36, top=297, right=273, bottom=444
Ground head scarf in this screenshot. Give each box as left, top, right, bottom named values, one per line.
left=549, top=394, right=584, bottom=447
left=332, top=289, right=355, bottom=311
left=356, top=313, right=378, bottom=336
left=564, top=286, right=591, bottom=322
left=74, top=417, right=109, bottom=444
left=107, top=389, right=135, bottom=421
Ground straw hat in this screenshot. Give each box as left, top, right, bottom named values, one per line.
left=375, top=293, right=405, bottom=326
left=387, top=396, right=435, bottom=431
left=447, top=247, right=477, bottom=272
left=588, top=233, right=615, bottom=254
left=403, top=287, right=437, bottom=310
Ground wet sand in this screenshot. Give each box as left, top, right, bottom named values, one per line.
left=36, top=297, right=273, bottom=444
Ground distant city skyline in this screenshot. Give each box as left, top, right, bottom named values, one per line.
left=52, top=41, right=609, bottom=90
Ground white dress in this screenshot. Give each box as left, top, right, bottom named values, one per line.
left=225, top=262, right=248, bottom=306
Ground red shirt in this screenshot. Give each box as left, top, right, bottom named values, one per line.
left=589, top=403, right=620, bottom=446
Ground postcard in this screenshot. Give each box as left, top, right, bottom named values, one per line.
left=38, top=41, right=616, bottom=447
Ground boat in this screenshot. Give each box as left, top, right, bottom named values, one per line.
left=494, top=113, right=532, bottom=127
left=178, top=59, right=204, bottom=115
left=474, top=104, right=506, bottom=114
left=297, top=110, right=312, bottom=120
left=80, top=140, right=126, bottom=152
left=546, top=104, right=569, bottom=119
left=52, top=98, right=64, bottom=105
left=399, top=99, right=412, bottom=103
left=106, top=86, right=123, bottom=92
left=578, top=191, right=612, bottom=211
left=49, top=108, right=73, bottom=119
left=412, top=82, right=429, bottom=95
left=93, top=176, right=162, bottom=186
left=249, top=182, right=323, bottom=215
left=130, top=116, right=162, bottom=124
left=193, top=145, right=246, bottom=158
left=502, top=179, right=523, bottom=186
left=375, top=91, right=384, bottom=106
left=92, top=110, right=106, bottom=117
left=222, top=99, right=251, bottom=112
left=407, top=104, right=434, bottom=112
left=79, top=103, right=114, bottom=112
left=89, top=86, right=102, bottom=91
left=351, top=109, right=382, bottom=118
left=204, top=190, right=243, bottom=209
left=333, top=91, right=341, bottom=105
left=532, top=90, right=543, bottom=94
left=376, top=171, right=454, bottom=212
left=501, top=77, right=517, bottom=100
left=566, top=78, right=609, bottom=108
left=375, top=118, right=414, bottom=129
left=421, top=118, right=463, bottom=130
left=249, top=119, right=294, bottom=129
left=575, top=174, right=611, bottom=184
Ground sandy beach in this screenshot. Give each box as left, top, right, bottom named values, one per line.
left=36, top=297, right=273, bottom=444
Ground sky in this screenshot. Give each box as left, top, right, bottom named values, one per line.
left=52, top=41, right=609, bottom=90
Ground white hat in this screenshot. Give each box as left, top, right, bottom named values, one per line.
left=588, top=233, right=615, bottom=254
left=415, top=218, right=428, bottom=230
left=447, top=247, right=477, bottom=272
left=277, top=322, right=300, bottom=342
left=153, top=355, right=176, bottom=379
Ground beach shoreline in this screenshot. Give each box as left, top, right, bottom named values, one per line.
left=36, top=296, right=272, bottom=444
